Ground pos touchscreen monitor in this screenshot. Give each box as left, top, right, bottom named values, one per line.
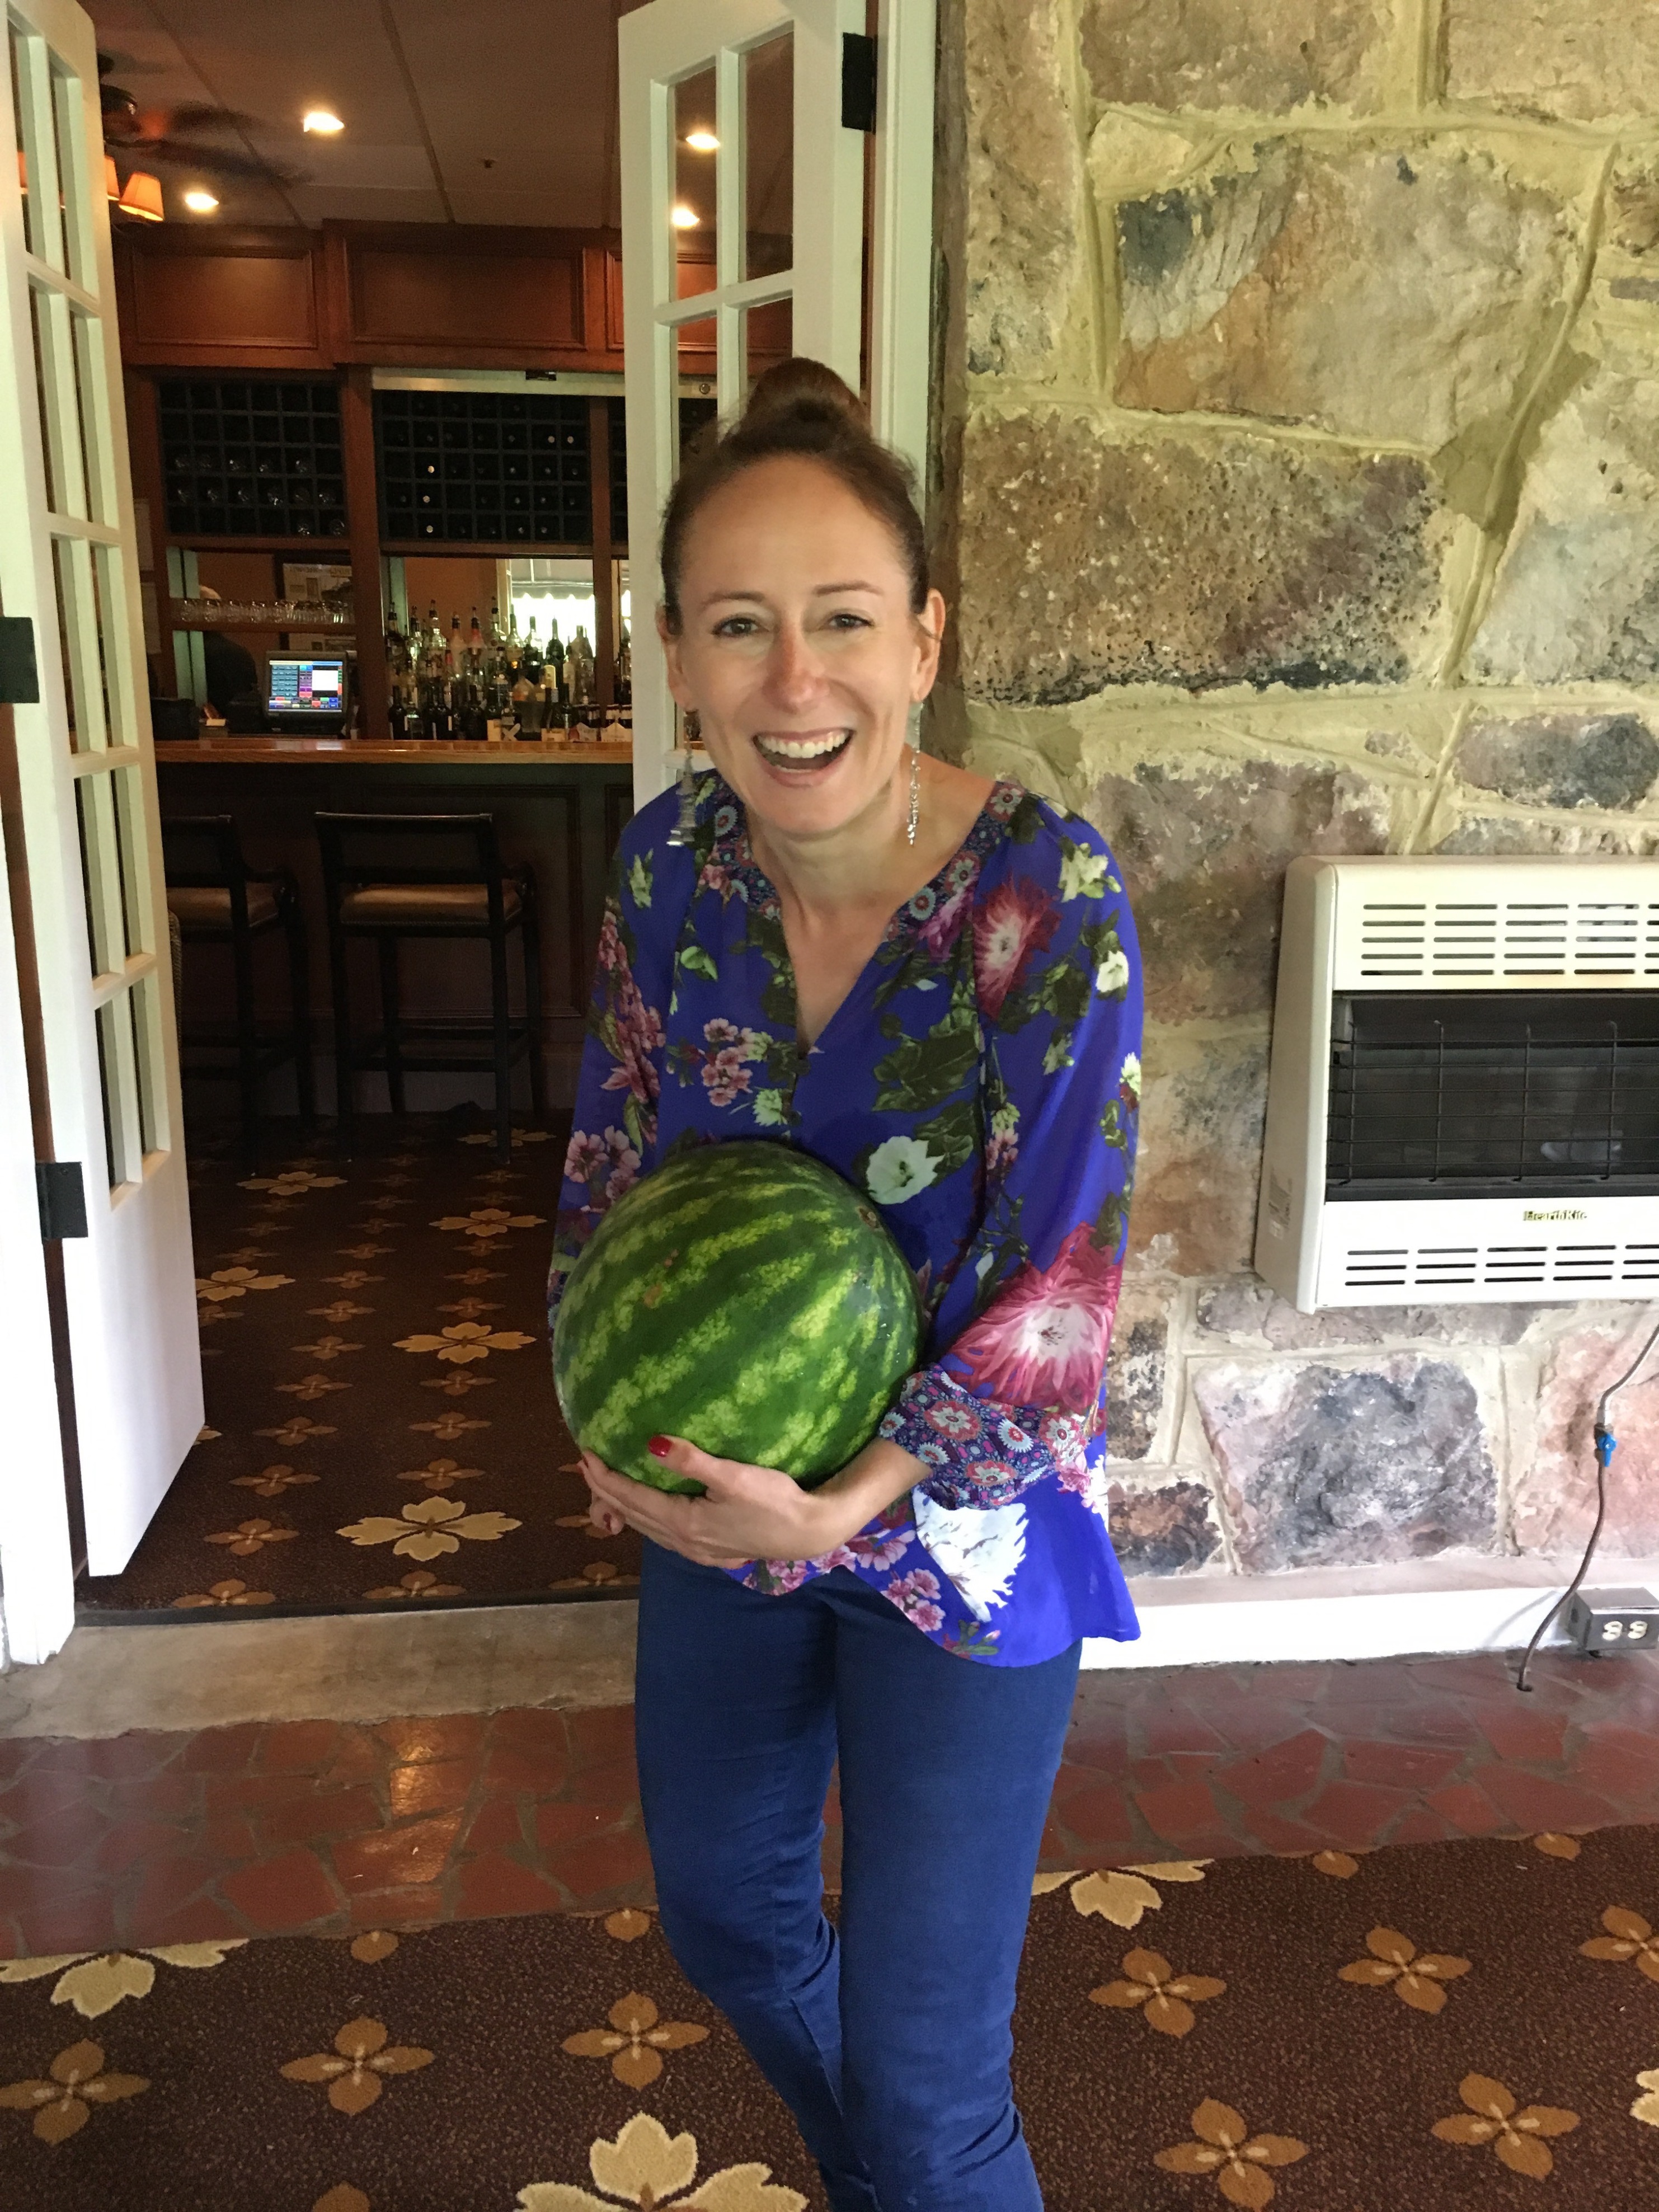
left=266, top=656, right=346, bottom=726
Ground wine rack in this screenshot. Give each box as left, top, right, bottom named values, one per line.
left=159, top=378, right=346, bottom=539
left=374, top=390, right=593, bottom=546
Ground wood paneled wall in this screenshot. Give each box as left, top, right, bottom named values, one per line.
left=115, top=222, right=626, bottom=373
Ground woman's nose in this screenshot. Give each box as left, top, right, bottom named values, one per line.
left=765, top=628, right=825, bottom=706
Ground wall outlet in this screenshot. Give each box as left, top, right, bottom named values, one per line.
left=1564, top=1587, right=1659, bottom=1655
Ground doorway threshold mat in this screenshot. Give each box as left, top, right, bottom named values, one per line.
left=4, top=1822, right=1659, bottom=2209
left=77, top=1117, right=642, bottom=1621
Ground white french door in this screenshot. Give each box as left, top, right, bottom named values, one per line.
left=0, top=0, right=200, bottom=1609
left=620, top=0, right=934, bottom=811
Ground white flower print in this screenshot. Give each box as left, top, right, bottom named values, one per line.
left=1094, top=947, right=1130, bottom=995
left=1058, top=845, right=1110, bottom=903
left=1120, top=1051, right=1142, bottom=1100
left=864, top=1134, right=940, bottom=1207
left=913, top=1493, right=1027, bottom=1621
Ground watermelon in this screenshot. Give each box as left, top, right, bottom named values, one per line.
left=553, top=1140, right=923, bottom=1495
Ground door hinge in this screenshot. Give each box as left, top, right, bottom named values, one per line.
left=0, top=616, right=40, bottom=705
left=37, top=1161, right=88, bottom=1241
left=842, top=32, right=877, bottom=132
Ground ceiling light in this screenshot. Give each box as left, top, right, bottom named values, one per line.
left=302, top=108, right=344, bottom=134
left=684, top=129, right=718, bottom=152
left=118, top=171, right=165, bottom=222
left=670, top=204, right=699, bottom=229
left=182, top=186, right=219, bottom=214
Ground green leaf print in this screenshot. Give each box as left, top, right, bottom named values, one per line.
left=678, top=942, right=718, bottom=983
left=908, top=1097, right=979, bottom=1180
left=872, top=1014, right=979, bottom=1114
left=627, top=851, right=654, bottom=910
left=753, top=1087, right=787, bottom=1128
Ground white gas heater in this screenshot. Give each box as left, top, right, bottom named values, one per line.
left=1254, top=857, right=1659, bottom=1310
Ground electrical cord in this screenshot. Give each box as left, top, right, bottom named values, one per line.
left=1515, top=1312, right=1659, bottom=1693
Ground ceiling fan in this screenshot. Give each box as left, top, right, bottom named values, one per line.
left=99, top=50, right=305, bottom=217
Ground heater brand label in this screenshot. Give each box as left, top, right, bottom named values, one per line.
left=1522, top=1206, right=1588, bottom=1222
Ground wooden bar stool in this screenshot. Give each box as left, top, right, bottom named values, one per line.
left=162, top=814, right=314, bottom=1168
left=314, top=811, right=546, bottom=1161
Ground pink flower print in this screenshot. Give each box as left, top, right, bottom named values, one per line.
left=985, top=1120, right=1019, bottom=1178
left=884, top=1568, right=944, bottom=1633
left=1040, top=1410, right=1091, bottom=1471
left=997, top=1417, right=1035, bottom=1453
left=845, top=1526, right=914, bottom=1572
left=603, top=1126, right=637, bottom=1164
left=698, top=861, right=738, bottom=903
left=951, top=1223, right=1123, bottom=1414
left=916, top=880, right=975, bottom=961
left=600, top=973, right=665, bottom=1107
left=702, top=1046, right=754, bottom=1107
left=704, top=1017, right=742, bottom=1046
left=924, top=1399, right=983, bottom=1442
left=595, top=907, right=624, bottom=971
left=746, top=1557, right=812, bottom=1595
left=604, top=1152, right=641, bottom=1203
left=563, top=1130, right=607, bottom=1186
left=973, top=876, right=1059, bottom=1020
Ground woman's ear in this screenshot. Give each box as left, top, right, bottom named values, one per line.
left=657, top=605, right=692, bottom=708
left=912, top=590, right=947, bottom=701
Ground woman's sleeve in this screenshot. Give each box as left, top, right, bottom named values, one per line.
left=876, top=812, right=1143, bottom=1509
left=547, top=825, right=676, bottom=1323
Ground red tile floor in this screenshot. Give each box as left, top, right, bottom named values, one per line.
left=3, top=1648, right=1658, bottom=1961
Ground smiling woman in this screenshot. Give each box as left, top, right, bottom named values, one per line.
left=544, top=357, right=1144, bottom=2212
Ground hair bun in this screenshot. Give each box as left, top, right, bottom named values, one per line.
left=741, top=356, right=867, bottom=433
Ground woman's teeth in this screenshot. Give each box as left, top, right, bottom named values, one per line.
left=754, top=730, right=853, bottom=769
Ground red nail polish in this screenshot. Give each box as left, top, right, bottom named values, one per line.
left=647, top=1435, right=673, bottom=1460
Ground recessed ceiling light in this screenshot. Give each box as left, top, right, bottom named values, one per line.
left=670, top=204, right=699, bottom=229
left=182, top=187, right=219, bottom=214
left=302, top=109, right=344, bottom=134
left=684, top=129, right=718, bottom=152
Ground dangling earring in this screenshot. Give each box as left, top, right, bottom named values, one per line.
left=666, top=710, right=701, bottom=848
left=905, top=705, right=922, bottom=848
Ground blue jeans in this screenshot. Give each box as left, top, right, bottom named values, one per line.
left=634, top=1538, right=1081, bottom=2212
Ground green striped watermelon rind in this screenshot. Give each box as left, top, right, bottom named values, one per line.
left=552, top=1140, right=923, bottom=1496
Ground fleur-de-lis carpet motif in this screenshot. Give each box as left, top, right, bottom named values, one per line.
left=2, top=1826, right=1659, bottom=2209
left=74, top=1123, right=643, bottom=1614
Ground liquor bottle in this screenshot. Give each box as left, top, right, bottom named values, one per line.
left=520, top=614, right=543, bottom=686
left=614, top=622, right=632, bottom=706
left=468, top=606, right=485, bottom=673
left=567, top=624, right=596, bottom=710
left=545, top=618, right=566, bottom=705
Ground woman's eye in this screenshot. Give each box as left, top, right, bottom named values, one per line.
left=826, top=613, right=870, bottom=630
left=712, top=617, right=760, bottom=638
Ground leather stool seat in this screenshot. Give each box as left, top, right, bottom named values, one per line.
left=167, top=882, right=280, bottom=929
left=338, top=882, right=521, bottom=927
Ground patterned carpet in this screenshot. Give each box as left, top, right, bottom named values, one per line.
left=4, top=1821, right=1659, bottom=2208
left=78, top=1116, right=643, bottom=1620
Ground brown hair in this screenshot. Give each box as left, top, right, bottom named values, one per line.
left=659, top=357, right=929, bottom=635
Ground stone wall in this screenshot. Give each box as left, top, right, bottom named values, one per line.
left=930, top=0, right=1659, bottom=1590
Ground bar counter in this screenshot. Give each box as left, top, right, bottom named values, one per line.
left=156, top=735, right=636, bottom=1113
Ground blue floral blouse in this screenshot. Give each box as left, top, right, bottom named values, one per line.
left=548, top=767, right=1144, bottom=1667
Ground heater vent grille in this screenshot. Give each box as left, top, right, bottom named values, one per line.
left=1350, top=898, right=1659, bottom=984
left=1340, top=1240, right=1659, bottom=1295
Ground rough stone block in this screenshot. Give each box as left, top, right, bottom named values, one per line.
left=1468, top=362, right=1659, bottom=686
left=1108, top=1478, right=1225, bottom=1576
left=1192, top=1354, right=1499, bottom=1570
left=964, top=0, right=1082, bottom=378
left=1445, top=1, right=1659, bottom=123
left=957, top=410, right=1452, bottom=702
left=1106, top=1285, right=1169, bottom=1459
left=1129, top=1023, right=1268, bottom=1278
left=1079, top=0, right=1403, bottom=113
left=1091, top=753, right=1393, bottom=1023
left=1430, top=811, right=1659, bottom=858
left=1453, top=711, right=1659, bottom=814
left=1510, top=1316, right=1659, bottom=1553
left=1195, top=1279, right=1535, bottom=1349
left=1113, top=140, right=1582, bottom=450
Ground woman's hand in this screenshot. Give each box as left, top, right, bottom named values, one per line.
left=579, top=1433, right=928, bottom=1571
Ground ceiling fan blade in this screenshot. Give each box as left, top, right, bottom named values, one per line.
left=133, top=138, right=308, bottom=187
